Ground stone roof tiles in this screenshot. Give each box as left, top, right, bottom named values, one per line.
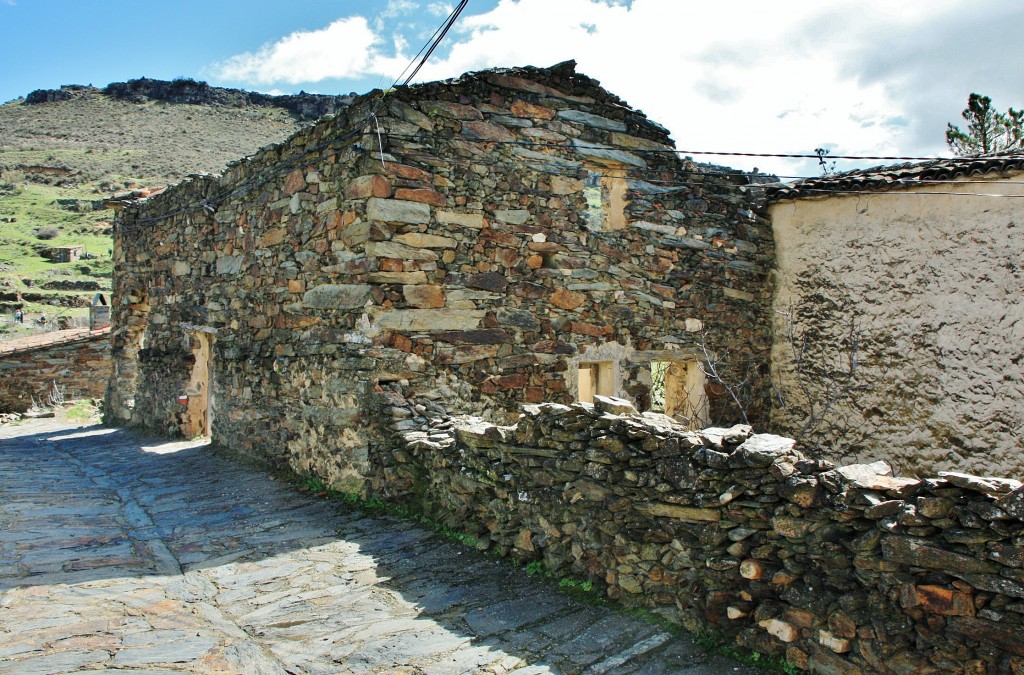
left=766, top=151, right=1024, bottom=201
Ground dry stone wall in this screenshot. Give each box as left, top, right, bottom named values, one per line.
left=0, top=329, right=110, bottom=412
left=108, top=62, right=773, bottom=488
left=373, top=387, right=1024, bottom=674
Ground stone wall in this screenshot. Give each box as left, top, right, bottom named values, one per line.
left=0, top=328, right=110, bottom=411
left=769, top=177, right=1024, bottom=477
left=373, top=387, right=1024, bottom=673
left=108, top=62, right=773, bottom=488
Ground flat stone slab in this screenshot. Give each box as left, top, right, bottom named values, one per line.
left=0, top=419, right=766, bottom=674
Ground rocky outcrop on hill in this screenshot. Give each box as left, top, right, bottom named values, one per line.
left=24, top=78, right=355, bottom=121
left=23, top=84, right=94, bottom=104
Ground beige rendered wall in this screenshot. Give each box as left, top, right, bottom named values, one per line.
left=769, top=174, right=1024, bottom=477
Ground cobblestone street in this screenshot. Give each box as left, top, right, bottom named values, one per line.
left=0, top=419, right=764, bottom=674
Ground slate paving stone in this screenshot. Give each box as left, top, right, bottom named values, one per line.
left=464, top=595, right=571, bottom=636
left=535, top=608, right=607, bottom=642
left=0, top=419, right=767, bottom=674
left=0, top=639, right=43, bottom=659
left=4, top=649, right=112, bottom=675
left=111, top=638, right=221, bottom=666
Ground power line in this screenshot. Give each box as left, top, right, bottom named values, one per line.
left=371, top=143, right=1024, bottom=200
left=672, top=149, right=992, bottom=162
left=117, top=141, right=1024, bottom=234
left=394, top=0, right=469, bottom=89
left=379, top=131, right=1024, bottom=187
left=380, top=131, right=1024, bottom=166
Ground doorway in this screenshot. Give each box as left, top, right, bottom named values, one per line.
left=182, top=331, right=214, bottom=438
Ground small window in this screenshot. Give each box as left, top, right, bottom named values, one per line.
left=578, top=361, right=614, bottom=403
left=582, top=167, right=628, bottom=233
left=650, top=360, right=709, bottom=430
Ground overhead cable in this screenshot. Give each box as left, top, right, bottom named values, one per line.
left=391, top=0, right=470, bottom=90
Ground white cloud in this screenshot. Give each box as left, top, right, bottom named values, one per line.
left=427, top=2, right=454, bottom=17
left=374, top=0, right=420, bottom=31
left=208, top=0, right=1017, bottom=176
left=211, top=17, right=380, bottom=84
left=391, top=0, right=1005, bottom=175
left=382, top=0, right=420, bottom=18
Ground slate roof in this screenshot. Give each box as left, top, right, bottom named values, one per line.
left=766, top=151, right=1024, bottom=201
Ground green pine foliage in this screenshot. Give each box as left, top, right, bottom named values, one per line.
left=946, top=93, right=1024, bottom=156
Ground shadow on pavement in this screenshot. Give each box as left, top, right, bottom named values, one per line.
left=0, top=420, right=765, bottom=674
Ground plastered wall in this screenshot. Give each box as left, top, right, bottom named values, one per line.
left=769, top=175, right=1024, bottom=476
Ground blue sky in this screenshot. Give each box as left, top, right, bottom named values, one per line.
left=2, top=0, right=1022, bottom=176
left=0, top=0, right=475, bottom=103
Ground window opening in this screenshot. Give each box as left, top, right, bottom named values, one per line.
left=650, top=360, right=709, bottom=430
left=578, top=361, right=614, bottom=403
left=582, top=166, right=628, bottom=233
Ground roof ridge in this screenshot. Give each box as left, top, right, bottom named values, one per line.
left=767, top=152, right=1024, bottom=201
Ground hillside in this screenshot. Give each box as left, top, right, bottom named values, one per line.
left=0, top=79, right=351, bottom=335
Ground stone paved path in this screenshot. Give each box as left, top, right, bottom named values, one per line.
left=0, top=419, right=766, bottom=674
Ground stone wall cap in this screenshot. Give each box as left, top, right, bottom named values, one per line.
left=734, top=434, right=799, bottom=467
left=828, top=461, right=919, bottom=493
left=939, top=471, right=1023, bottom=497
left=523, top=402, right=575, bottom=417
left=593, top=395, right=639, bottom=416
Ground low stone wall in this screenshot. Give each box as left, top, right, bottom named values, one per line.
left=369, top=388, right=1024, bottom=673
left=0, top=328, right=110, bottom=411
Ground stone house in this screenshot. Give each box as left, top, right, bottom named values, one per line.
left=101, top=64, right=1024, bottom=671
left=49, top=244, right=84, bottom=263
left=766, top=154, right=1024, bottom=477
left=106, top=61, right=774, bottom=488
left=0, top=326, right=111, bottom=412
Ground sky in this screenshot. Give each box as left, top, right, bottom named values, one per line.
left=1, top=0, right=1022, bottom=177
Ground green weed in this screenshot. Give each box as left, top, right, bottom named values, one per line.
left=694, top=631, right=799, bottom=674
left=557, top=577, right=593, bottom=593
left=525, top=560, right=549, bottom=577
left=63, top=399, right=100, bottom=422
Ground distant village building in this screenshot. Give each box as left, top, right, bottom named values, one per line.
left=90, top=292, right=110, bottom=330
left=49, top=244, right=84, bottom=263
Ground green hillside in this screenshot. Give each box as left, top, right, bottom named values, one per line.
left=0, top=80, right=350, bottom=335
